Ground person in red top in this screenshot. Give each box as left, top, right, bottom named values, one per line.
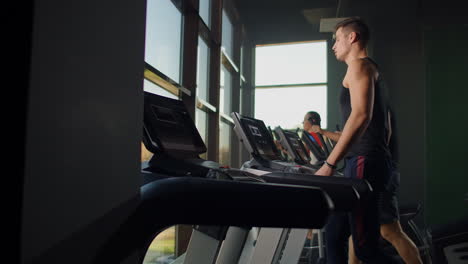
left=302, top=111, right=335, bottom=165
left=302, top=111, right=324, bottom=148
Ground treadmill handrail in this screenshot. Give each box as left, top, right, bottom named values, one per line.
left=95, top=176, right=334, bottom=263
left=261, top=172, right=372, bottom=193
left=140, top=177, right=333, bottom=227
left=260, top=172, right=372, bottom=212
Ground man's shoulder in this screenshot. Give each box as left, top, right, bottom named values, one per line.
left=348, top=58, right=378, bottom=79
left=349, top=58, right=373, bottom=71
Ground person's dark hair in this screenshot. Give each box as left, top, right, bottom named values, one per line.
left=306, top=111, right=321, bottom=126
left=334, top=17, right=370, bottom=48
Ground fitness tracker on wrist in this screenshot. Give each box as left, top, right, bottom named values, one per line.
left=325, top=160, right=337, bottom=169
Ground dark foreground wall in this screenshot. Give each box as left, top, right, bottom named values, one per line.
left=21, top=0, right=146, bottom=263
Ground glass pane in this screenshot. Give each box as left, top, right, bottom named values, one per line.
left=144, top=79, right=179, bottom=100
left=145, top=0, right=182, bottom=83
left=220, top=66, right=232, bottom=115
left=199, top=0, right=211, bottom=28
left=240, top=80, right=245, bottom=114
left=221, top=10, right=234, bottom=59
left=143, top=226, right=176, bottom=264
left=196, top=37, right=210, bottom=102
left=255, top=41, right=327, bottom=86
left=219, top=121, right=231, bottom=166
left=240, top=43, right=245, bottom=76
left=254, top=85, right=328, bottom=129
left=195, top=108, right=208, bottom=159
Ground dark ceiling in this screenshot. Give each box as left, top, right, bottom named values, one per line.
left=236, top=0, right=340, bottom=26
left=235, top=0, right=343, bottom=43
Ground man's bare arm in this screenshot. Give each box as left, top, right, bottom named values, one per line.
left=323, top=130, right=341, bottom=142
left=311, top=125, right=341, bottom=142
left=315, top=60, right=374, bottom=175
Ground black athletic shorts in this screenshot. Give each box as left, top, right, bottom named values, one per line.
left=344, top=155, right=399, bottom=263
left=379, top=167, right=400, bottom=224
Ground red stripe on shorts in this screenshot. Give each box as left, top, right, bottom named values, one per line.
left=356, top=156, right=366, bottom=246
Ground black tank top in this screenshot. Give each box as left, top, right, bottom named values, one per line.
left=340, top=57, right=391, bottom=159
left=388, top=107, right=399, bottom=167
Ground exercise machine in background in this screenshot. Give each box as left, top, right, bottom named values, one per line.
left=231, top=112, right=371, bottom=264
left=136, top=92, right=334, bottom=264
left=231, top=112, right=444, bottom=264
left=273, top=126, right=318, bottom=168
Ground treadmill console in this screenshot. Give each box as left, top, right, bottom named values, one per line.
left=143, top=91, right=207, bottom=157
left=142, top=92, right=267, bottom=180
left=274, top=127, right=311, bottom=165
left=231, top=112, right=283, bottom=161
left=231, top=112, right=318, bottom=174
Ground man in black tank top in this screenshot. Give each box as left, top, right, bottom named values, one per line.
left=312, top=17, right=422, bottom=264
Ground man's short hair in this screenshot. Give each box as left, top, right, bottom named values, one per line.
left=334, top=17, right=370, bottom=48
left=306, top=111, right=321, bottom=126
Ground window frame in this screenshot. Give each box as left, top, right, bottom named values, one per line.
left=142, top=0, right=256, bottom=259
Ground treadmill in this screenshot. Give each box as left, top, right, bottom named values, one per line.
left=134, top=92, right=334, bottom=264
left=273, top=126, right=321, bottom=169
left=229, top=112, right=372, bottom=264
left=230, top=112, right=316, bottom=175
left=271, top=126, right=347, bottom=262
left=300, top=128, right=329, bottom=166
left=274, top=126, right=344, bottom=178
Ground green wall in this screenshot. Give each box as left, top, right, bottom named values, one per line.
left=425, top=25, right=468, bottom=226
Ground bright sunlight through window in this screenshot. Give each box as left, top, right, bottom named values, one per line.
left=255, top=41, right=328, bottom=130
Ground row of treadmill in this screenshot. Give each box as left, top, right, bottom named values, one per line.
left=99, top=92, right=466, bottom=264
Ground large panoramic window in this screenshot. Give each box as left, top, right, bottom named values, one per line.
left=196, top=36, right=210, bottom=102
left=219, top=65, right=232, bottom=115
left=143, top=79, right=179, bottom=100
left=255, top=85, right=327, bottom=129
left=254, top=41, right=328, bottom=129
left=218, top=121, right=232, bottom=166
left=143, top=226, right=176, bottom=264
left=145, top=0, right=183, bottom=83
left=143, top=0, right=247, bottom=262
left=221, top=10, right=234, bottom=60
left=199, top=0, right=211, bottom=28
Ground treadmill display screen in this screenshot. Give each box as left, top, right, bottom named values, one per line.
left=143, top=92, right=206, bottom=155
left=237, top=115, right=281, bottom=160
left=283, top=130, right=310, bottom=163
